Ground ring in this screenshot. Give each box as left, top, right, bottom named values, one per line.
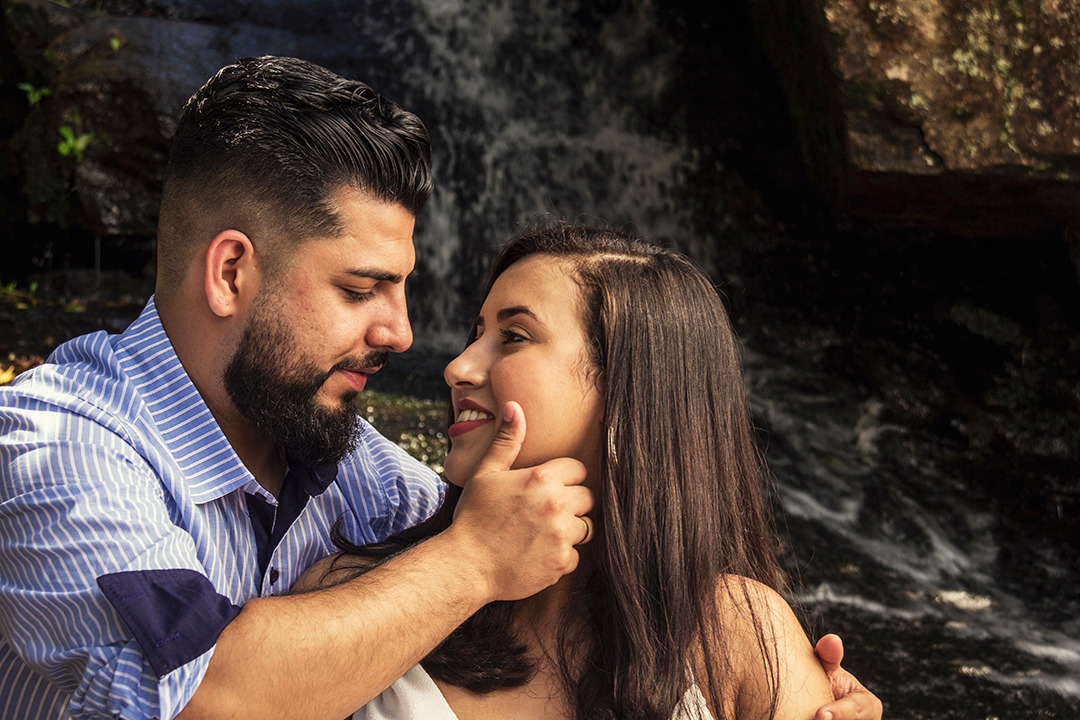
left=578, top=516, right=591, bottom=545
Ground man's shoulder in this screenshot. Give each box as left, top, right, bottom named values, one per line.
left=1, top=299, right=181, bottom=433
left=335, top=416, right=445, bottom=537
left=0, top=318, right=174, bottom=451
left=2, top=330, right=128, bottom=415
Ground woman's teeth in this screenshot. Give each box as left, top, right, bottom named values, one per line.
left=456, top=409, right=493, bottom=422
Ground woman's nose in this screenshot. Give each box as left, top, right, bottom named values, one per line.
left=444, top=339, right=485, bottom=388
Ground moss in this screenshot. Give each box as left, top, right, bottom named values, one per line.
left=952, top=104, right=975, bottom=121
left=843, top=77, right=882, bottom=110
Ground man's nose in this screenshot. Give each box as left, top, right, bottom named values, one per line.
left=367, top=290, right=413, bottom=353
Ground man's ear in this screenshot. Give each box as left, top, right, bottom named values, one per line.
left=204, top=229, right=259, bottom=318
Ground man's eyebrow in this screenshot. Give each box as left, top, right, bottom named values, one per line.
left=344, top=269, right=404, bottom=283
left=496, top=306, right=537, bottom=323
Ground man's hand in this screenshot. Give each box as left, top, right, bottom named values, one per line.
left=813, top=634, right=884, bottom=720
left=450, top=401, right=593, bottom=602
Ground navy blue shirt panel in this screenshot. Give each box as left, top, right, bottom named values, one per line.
left=97, top=569, right=242, bottom=679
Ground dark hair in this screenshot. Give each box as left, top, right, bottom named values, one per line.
left=330, top=222, right=784, bottom=719
left=156, top=56, right=432, bottom=292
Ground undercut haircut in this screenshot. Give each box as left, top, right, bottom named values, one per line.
left=156, top=55, right=432, bottom=294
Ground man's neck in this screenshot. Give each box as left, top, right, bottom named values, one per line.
left=215, top=410, right=287, bottom=498
left=158, top=293, right=286, bottom=496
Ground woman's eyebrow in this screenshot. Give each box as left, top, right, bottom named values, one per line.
left=496, top=306, right=537, bottom=323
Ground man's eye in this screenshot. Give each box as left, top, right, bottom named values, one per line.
left=343, top=288, right=374, bottom=302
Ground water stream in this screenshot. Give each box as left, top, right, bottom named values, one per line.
left=741, top=338, right=1079, bottom=718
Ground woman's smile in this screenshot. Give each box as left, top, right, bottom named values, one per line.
left=448, top=399, right=495, bottom=439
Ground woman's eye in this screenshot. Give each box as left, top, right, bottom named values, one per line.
left=499, top=328, right=527, bottom=344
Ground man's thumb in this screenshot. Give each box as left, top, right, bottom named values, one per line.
left=475, top=401, right=526, bottom=474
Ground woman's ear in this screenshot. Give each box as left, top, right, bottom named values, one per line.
left=204, top=229, right=258, bottom=318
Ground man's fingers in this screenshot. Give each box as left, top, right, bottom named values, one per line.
left=815, top=688, right=883, bottom=720
left=814, top=634, right=883, bottom=719
left=815, top=633, right=845, bottom=672
left=473, top=401, right=526, bottom=475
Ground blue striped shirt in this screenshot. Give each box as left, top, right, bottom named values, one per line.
left=0, top=298, right=444, bottom=719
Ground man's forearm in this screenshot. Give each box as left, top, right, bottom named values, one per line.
left=177, top=405, right=592, bottom=720
left=176, top=527, right=490, bottom=720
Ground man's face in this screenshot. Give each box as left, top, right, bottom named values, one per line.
left=224, top=190, right=416, bottom=466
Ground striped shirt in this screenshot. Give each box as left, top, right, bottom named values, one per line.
left=0, top=297, right=444, bottom=719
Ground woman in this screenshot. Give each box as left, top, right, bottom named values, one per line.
left=307, top=223, right=839, bottom=719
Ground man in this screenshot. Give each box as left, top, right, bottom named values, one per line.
left=0, top=57, right=880, bottom=719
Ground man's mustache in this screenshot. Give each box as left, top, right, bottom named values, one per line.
left=331, top=351, right=389, bottom=376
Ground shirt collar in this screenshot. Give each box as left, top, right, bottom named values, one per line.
left=114, top=297, right=256, bottom=504
left=115, top=297, right=341, bottom=504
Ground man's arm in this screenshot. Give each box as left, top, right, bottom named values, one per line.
left=0, top=426, right=220, bottom=718
left=178, top=401, right=592, bottom=720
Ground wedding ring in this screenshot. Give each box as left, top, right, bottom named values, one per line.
left=578, top=516, right=591, bottom=545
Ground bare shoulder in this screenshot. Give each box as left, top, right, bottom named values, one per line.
left=716, top=575, right=784, bottom=611
left=713, top=575, right=833, bottom=720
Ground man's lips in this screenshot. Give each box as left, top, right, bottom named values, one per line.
left=337, top=368, right=374, bottom=392
left=448, top=399, right=495, bottom=439
left=333, top=352, right=388, bottom=394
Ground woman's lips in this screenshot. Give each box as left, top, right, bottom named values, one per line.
left=448, top=400, right=495, bottom=439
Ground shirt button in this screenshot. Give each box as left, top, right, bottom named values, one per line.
left=269, top=568, right=280, bottom=584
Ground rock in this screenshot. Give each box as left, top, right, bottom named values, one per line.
left=4, top=0, right=316, bottom=236
left=752, top=0, right=1080, bottom=238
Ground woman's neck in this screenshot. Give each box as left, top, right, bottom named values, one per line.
left=433, top=570, right=588, bottom=720
left=514, top=545, right=600, bottom=663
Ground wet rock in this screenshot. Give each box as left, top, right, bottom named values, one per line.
left=4, top=0, right=317, bottom=236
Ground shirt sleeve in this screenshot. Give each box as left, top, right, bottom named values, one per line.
left=0, top=401, right=226, bottom=720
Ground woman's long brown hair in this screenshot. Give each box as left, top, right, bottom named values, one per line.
left=329, top=222, right=785, bottom=719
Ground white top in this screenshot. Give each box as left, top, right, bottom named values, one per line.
left=355, top=664, right=457, bottom=720
left=354, top=664, right=715, bottom=720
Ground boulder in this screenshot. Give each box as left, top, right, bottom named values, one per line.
left=752, top=0, right=1080, bottom=238
left=4, top=0, right=311, bottom=236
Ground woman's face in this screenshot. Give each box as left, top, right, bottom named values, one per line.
left=442, top=254, right=604, bottom=487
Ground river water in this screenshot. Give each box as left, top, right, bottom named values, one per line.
left=741, top=338, right=1079, bottom=718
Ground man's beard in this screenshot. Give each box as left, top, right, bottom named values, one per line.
left=223, top=301, right=387, bottom=468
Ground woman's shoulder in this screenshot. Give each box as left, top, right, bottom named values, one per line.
left=713, top=575, right=800, bottom=629
left=710, top=575, right=833, bottom=720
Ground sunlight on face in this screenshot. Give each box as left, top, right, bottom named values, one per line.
left=442, top=255, right=604, bottom=486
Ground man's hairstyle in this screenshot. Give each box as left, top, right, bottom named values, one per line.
left=156, top=56, right=432, bottom=293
